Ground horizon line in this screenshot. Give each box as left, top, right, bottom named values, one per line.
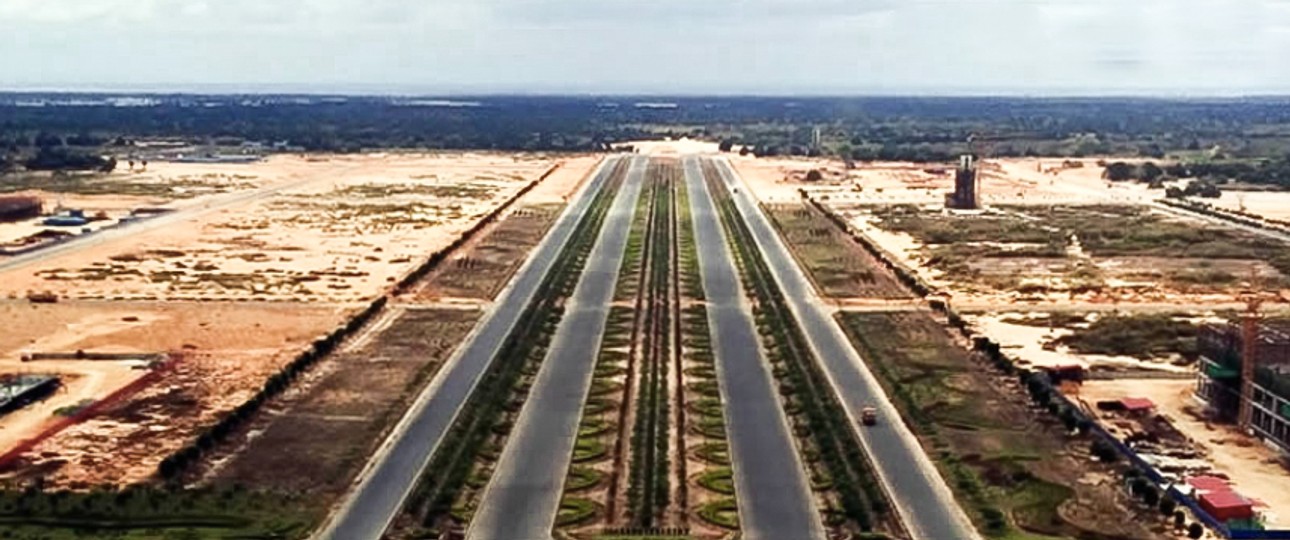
left=3, top=83, right=1290, bottom=101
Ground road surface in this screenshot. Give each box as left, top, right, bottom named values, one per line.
left=709, top=156, right=980, bottom=540
left=317, top=156, right=623, bottom=540
left=467, top=156, right=646, bottom=540
left=0, top=167, right=348, bottom=274
left=683, top=156, right=824, bottom=540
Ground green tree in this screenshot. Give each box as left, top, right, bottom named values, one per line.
left=1104, top=162, right=1135, bottom=181
left=1140, top=162, right=1164, bottom=182
left=1159, top=497, right=1177, bottom=517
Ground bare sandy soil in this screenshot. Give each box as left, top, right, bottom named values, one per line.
left=0, top=152, right=598, bottom=488
left=0, top=301, right=340, bottom=486
left=524, top=156, right=600, bottom=204
left=965, top=312, right=1201, bottom=373
left=1, top=153, right=559, bottom=303
left=1208, top=190, right=1290, bottom=222
left=616, top=138, right=719, bottom=156
left=730, top=156, right=1167, bottom=207
left=1080, top=380, right=1290, bottom=527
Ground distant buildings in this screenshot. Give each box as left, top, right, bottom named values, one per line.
left=1194, top=319, right=1290, bottom=455
left=944, top=154, right=980, bottom=210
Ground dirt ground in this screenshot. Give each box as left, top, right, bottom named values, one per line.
left=0, top=301, right=340, bottom=487
left=0, top=152, right=598, bottom=489
left=1, top=153, right=562, bottom=303
left=965, top=313, right=1201, bottom=374
left=414, top=156, right=599, bottom=302
left=730, top=156, right=1162, bottom=207
left=1079, top=379, right=1290, bottom=528
left=616, top=138, right=719, bottom=156
left=1208, top=190, right=1290, bottom=222
left=211, top=307, right=480, bottom=496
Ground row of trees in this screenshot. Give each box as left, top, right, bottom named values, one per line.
left=157, top=296, right=388, bottom=481
left=21, top=147, right=115, bottom=172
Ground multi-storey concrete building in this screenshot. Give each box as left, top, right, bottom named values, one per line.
left=1195, top=320, right=1290, bottom=454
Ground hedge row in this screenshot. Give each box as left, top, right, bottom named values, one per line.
left=1158, top=198, right=1290, bottom=235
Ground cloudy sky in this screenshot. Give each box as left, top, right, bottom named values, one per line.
left=3, top=0, right=1290, bottom=95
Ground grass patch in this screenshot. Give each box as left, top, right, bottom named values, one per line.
left=0, top=487, right=313, bottom=539
left=696, top=498, right=739, bottom=530
left=696, top=467, right=735, bottom=495
left=693, top=443, right=730, bottom=466
left=556, top=497, right=601, bottom=527
left=1053, top=313, right=1197, bottom=359
left=566, top=466, right=607, bottom=492
left=573, top=435, right=608, bottom=463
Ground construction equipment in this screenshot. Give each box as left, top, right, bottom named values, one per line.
left=1236, top=269, right=1290, bottom=432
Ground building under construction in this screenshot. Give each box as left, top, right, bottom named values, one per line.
left=1194, top=319, right=1290, bottom=454
left=0, top=196, right=42, bottom=223
left=944, top=154, right=979, bottom=210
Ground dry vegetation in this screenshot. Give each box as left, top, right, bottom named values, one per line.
left=765, top=202, right=913, bottom=300
left=0, top=152, right=594, bottom=504
left=417, top=203, right=564, bottom=300
left=839, top=310, right=1170, bottom=540
left=850, top=203, right=1289, bottom=301
left=212, top=307, right=481, bottom=496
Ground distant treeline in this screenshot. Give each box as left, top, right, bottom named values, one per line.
left=5, top=94, right=1290, bottom=160
left=1103, top=156, right=1290, bottom=191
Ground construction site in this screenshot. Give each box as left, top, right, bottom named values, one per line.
left=0, top=151, right=598, bottom=500
left=730, top=144, right=1290, bottom=538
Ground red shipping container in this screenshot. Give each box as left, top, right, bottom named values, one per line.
left=1200, top=490, right=1255, bottom=522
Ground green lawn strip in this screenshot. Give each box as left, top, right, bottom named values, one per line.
left=0, top=488, right=312, bottom=538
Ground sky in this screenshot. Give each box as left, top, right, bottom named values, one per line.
left=3, top=0, right=1290, bottom=95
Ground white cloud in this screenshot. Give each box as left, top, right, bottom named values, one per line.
left=1, top=0, right=1288, bottom=93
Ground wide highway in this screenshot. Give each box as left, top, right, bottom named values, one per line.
left=317, top=156, right=623, bottom=540
left=683, top=156, right=824, bottom=540
left=709, top=156, right=980, bottom=540
left=467, top=156, right=645, bottom=540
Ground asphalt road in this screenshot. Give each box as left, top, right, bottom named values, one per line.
left=466, top=156, right=646, bottom=540
left=0, top=173, right=324, bottom=273
left=317, top=156, right=623, bottom=540
left=709, top=157, right=980, bottom=540
left=683, top=156, right=824, bottom=540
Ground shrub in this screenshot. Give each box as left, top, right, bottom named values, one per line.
left=1187, top=523, right=1203, bottom=539
left=1160, top=497, right=1177, bottom=517
left=1143, top=486, right=1160, bottom=507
